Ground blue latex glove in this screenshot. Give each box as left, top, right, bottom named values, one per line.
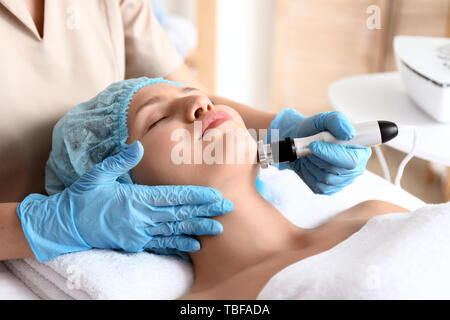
left=17, top=142, right=233, bottom=263
left=267, top=108, right=372, bottom=195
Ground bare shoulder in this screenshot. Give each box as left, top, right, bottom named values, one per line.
left=302, top=200, right=411, bottom=257
left=335, top=200, right=410, bottom=222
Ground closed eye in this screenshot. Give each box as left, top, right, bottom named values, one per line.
left=148, top=116, right=168, bottom=131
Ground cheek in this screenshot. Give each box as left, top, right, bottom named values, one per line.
left=131, top=128, right=197, bottom=186
left=132, top=146, right=167, bottom=186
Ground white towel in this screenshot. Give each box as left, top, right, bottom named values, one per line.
left=4, top=168, right=425, bottom=299
left=257, top=202, right=450, bottom=299
left=5, top=249, right=193, bottom=300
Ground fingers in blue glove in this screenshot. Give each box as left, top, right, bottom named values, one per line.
left=300, top=154, right=347, bottom=175
left=309, top=141, right=372, bottom=170
left=76, top=141, right=144, bottom=186
left=299, top=161, right=354, bottom=195
left=308, top=111, right=356, bottom=140
left=143, top=185, right=225, bottom=206
left=139, top=198, right=234, bottom=223
left=147, top=218, right=224, bottom=236
left=301, top=157, right=359, bottom=186
left=145, top=235, right=201, bottom=252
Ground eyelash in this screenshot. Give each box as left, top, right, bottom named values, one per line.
left=148, top=116, right=167, bottom=131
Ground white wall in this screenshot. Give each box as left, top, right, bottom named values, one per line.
left=215, top=0, right=275, bottom=110
left=156, top=0, right=275, bottom=110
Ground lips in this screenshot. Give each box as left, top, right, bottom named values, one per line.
left=201, top=111, right=233, bottom=137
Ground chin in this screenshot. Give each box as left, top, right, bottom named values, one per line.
left=211, top=127, right=257, bottom=165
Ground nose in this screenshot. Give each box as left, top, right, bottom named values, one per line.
left=185, top=95, right=214, bottom=122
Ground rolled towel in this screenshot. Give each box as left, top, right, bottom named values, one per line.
left=5, top=249, right=193, bottom=300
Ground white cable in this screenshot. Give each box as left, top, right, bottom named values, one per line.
left=394, top=125, right=418, bottom=188
left=374, top=145, right=391, bottom=183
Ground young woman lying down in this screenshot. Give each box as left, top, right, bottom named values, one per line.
left=45, top=77, right=409, bottom=299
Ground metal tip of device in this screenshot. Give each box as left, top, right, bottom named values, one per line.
left=257, top=140, right=272, bottom=169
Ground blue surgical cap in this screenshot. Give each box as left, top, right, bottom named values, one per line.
left=45, top=77, right=183, bottom=196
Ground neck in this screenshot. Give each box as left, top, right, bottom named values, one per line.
left=188, top=165, right=306, bottom=293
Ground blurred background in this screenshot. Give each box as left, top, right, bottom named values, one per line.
left=154, top=0, right=450, bottom=204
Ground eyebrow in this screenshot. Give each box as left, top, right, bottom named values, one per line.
left=135, top=95, right=160, bottom=118
left=182, top=86, right=198, bottom=93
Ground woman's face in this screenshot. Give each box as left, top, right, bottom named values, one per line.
left=126, top=83, right=258, bottom=188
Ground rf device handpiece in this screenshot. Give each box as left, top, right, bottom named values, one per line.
left=258, top=120, right=398, bottom=168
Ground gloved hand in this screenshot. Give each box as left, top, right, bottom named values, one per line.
left=267, top=108, right=372, bottom=195
left=17, top=141, right=233, bottom=263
